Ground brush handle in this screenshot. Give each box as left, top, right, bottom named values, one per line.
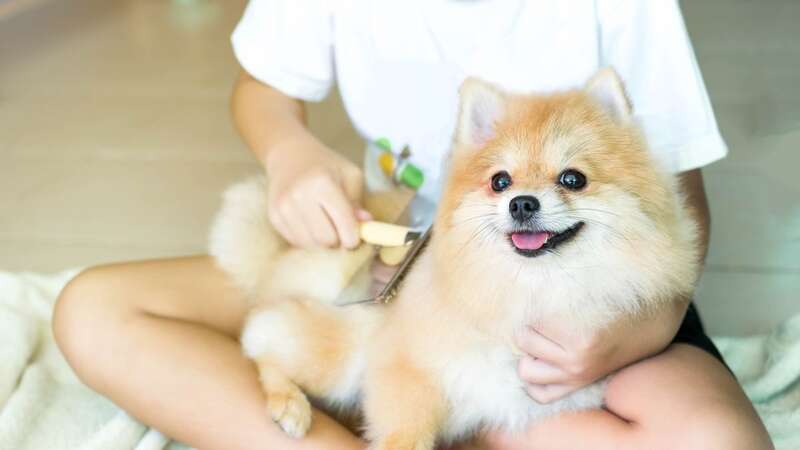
left=359, top=221, right=414, bottom=247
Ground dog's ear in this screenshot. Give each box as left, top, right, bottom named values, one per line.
left=455, top=77, right=507, bottom=149
left=585, top=67, right=632, bottom=123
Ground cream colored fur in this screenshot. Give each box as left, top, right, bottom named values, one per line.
left=209, top=68, right=700, bottom=449
left=209, top=177, right=374, bottom=305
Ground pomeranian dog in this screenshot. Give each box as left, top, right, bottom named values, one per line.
left=209, top=68, right=700, bottom=449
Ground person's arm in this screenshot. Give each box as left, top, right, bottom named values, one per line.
left=510, top=169, right=710, bottom=403
left=231, top=69, right=311, bottom=165
left=231, top=70, right=366, bottom=249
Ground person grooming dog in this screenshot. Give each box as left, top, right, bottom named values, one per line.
left=54, top=2, right=772, bottom=449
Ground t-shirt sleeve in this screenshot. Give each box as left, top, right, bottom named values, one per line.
left=231, top=0, right=334, bottom=102
left=597, top=0, right=727, bottom=173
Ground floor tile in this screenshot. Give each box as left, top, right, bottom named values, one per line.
left=1, top=98, right=251, bottom=163
left=0, top=159, right=260, bottom=270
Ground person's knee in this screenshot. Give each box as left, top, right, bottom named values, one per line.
left=53, top=266, right=127, bottom=386
left=607, top=346, right=772, bottom=450
left=683, top=403, right=773, bottom=450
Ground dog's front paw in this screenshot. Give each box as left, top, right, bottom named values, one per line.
left=266, top=386, right=312, bottom=438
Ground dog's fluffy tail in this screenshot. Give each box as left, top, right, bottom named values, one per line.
left=209, top=176, right=285, bottom=296
left=209, top=176, right=375, bottom=304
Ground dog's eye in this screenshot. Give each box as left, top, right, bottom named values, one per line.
left=491, top=171, right=512, bottom=193
left=558, top=169, right=587, bottom=191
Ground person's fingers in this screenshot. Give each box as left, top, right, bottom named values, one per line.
left=355, top=208, right=372, bottom=222
left=524, top=383, right=575, bottom=404
left=515, top=327, right=567, bottom=366
left=307, top=205, right=340, bottom=248
left=294, top=186, right=339, bottom=247
left=294, top=195, right=339, bottom=248
left=319, top=180, right=361, bottom=249
left=269, top=200, right=305, bottom=247
left=280, top=202, right=316, bottom=249
left=517, top=356, right=568, bottom=385
left=267, top=205, right=292, bottom=243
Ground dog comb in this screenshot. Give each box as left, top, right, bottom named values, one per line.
left=338, top=226, right=431, bottom=306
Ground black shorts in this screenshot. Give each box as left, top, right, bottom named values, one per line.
left=671, top=303, right=730, bottom=372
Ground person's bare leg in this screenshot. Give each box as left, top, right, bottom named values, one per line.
left=53, top=256, right=364, bottom=450
left=485, top=344, right=772, bottom=450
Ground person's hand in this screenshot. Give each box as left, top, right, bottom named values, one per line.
left=265, top=136, right=368, bottom=249
left=515, top=301, right=687, bottom=403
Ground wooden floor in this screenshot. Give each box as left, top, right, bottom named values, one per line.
left=1, top=0, right=798, bottom=335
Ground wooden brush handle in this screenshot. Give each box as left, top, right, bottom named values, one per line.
left=359, top=221, right=413, bottom=247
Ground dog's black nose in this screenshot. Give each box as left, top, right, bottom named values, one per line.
left=509, top=195, right=540, bottom=222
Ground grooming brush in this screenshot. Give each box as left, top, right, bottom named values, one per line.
left=338, top=225, right=432, bottom=306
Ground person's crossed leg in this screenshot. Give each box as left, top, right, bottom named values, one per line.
left=484, top=343, right=772, bottom=450
left=53, top=256, right=364, bottom=450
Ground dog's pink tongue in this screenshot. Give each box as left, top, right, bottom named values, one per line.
left=511, top=231, right=549, bottom=250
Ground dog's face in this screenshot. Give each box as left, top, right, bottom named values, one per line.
left=436, top=70, right=680, bottom=274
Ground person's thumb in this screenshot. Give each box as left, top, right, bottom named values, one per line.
left=355, top=209, right=373, bottom=221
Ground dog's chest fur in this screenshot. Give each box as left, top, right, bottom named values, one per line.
left=394, top=251, right=611, bottom=443
left=435, top=339, right=605, bottom=443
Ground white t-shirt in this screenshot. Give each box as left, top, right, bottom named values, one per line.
left=232, top=0, right=727, bottom=202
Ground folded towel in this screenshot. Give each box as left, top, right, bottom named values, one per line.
left=0, top=270, right=796, bottom=449
left=0, top=271, right=188, bottom=450
left=715, top=316, right=800, bottom=450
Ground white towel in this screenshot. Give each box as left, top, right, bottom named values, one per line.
left=715, top=316, right=800, bottom=450
left=0, top=271, right=189, bottom=450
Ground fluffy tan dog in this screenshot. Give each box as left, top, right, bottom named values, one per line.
left=209, top=68, right=700, bottom=449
